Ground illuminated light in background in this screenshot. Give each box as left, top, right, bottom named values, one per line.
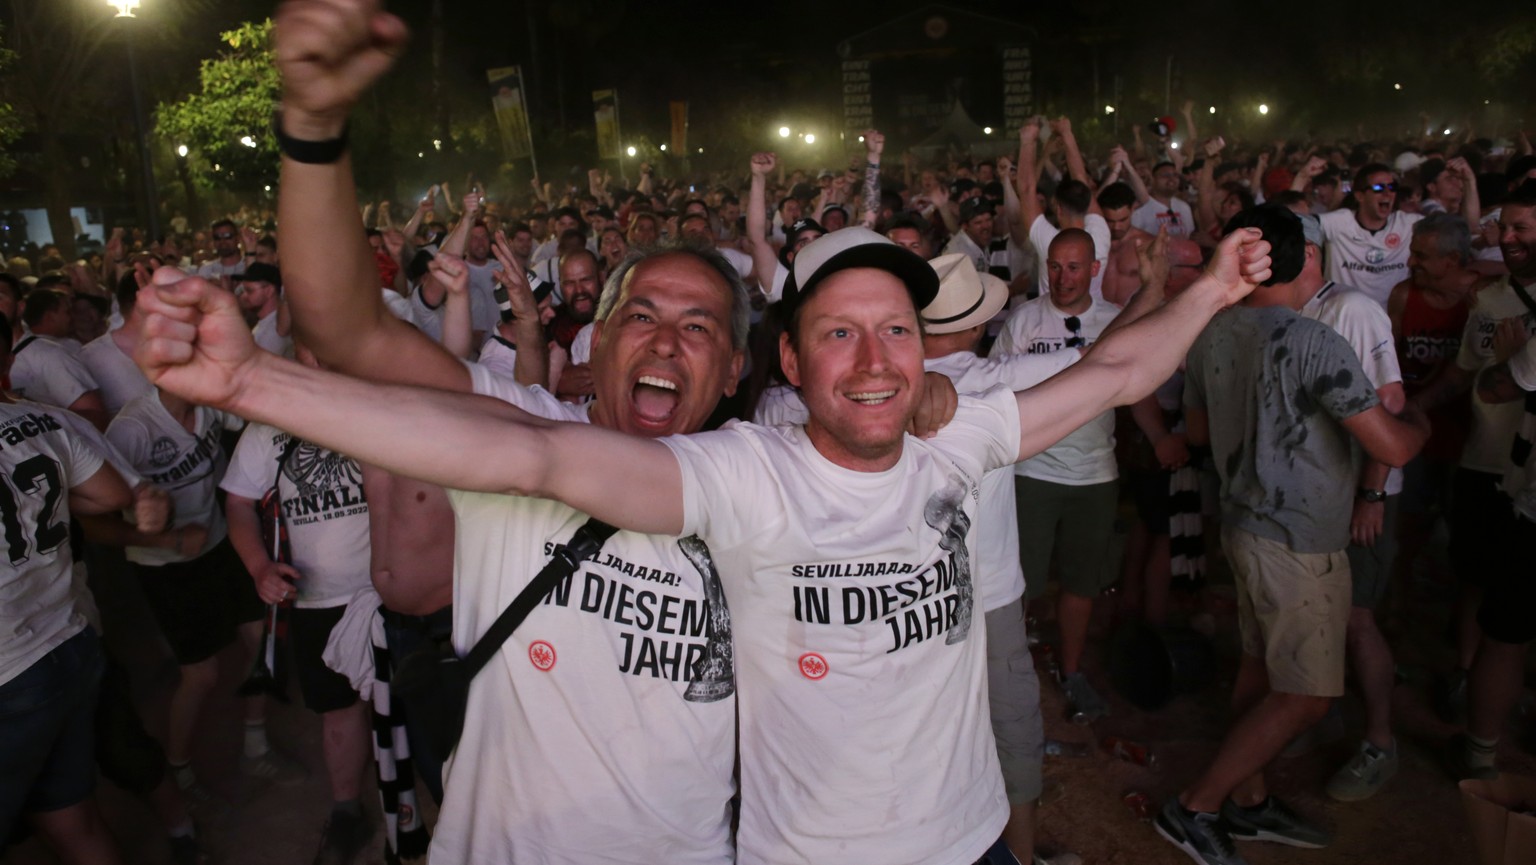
left=1444, top=128, right=1453, bottom=135
left=108, top=0, right=140, bottom=17
left=1209, top=106, right=1216, bottom=114
left=432, top=139, right=442, bottom=151
left=778, top=126, right=791, bottom=138
left=626, top=145, right=637, bottom=157
left=983, top=127, right=993, bottom=134
left=1104, top=105, right=1115, bottom=115
left=1170, top=142, right=1179, bottom=149
left=176, top=144, right=188, bottom=158
left=660, top=144, right=667, bottom=151
left=1394, top=83, right=1402, bottom=91
left=804, top=133, right=816, bottom=144
left=240, top=135, right=257, bottom=148
left=1258, top=104, right=1269, bottom=115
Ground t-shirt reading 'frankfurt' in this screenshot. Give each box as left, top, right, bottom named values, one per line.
left=663, top=387, right=1020, bottom=865
left=427, top=363, right=735, bottom=865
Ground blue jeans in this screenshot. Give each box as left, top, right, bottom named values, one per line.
left=0, top=628, right=105, bottom=855
left=973, top=836, right=1024, bottom=865
left=381, top=606, right=453, bottom=805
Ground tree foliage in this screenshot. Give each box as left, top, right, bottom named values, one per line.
left=0, top=24, right=21, bottom=178
left=156, top=19, right=280, bottom=193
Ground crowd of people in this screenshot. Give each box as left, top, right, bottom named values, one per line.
left=4, top=3, right=1536, bottom=865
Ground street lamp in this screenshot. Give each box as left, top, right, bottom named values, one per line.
left=778, top=126, right=791, bottom=138
left=626, top=145, right=637, bottom=157
left=107, top=0, right=159, bottom=242
left=1258, top=103, right=1270, bottom=115
left=803, top=133, right=816, bottom=144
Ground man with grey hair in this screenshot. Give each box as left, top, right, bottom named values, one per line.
left=258, top=3, right=756, bottom=859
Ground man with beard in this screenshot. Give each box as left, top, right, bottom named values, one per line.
left=552, top=248, right=605, bottom=402
left=1319, top=164, right=1424, bottom=307
left=234, top=263, right=289, bottom=356
left=196, top=219, right=248, bottom=285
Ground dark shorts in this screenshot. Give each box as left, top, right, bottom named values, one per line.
left=1448, top=469, right=1508, bottom=589
left=0, top=628, right=104, bottom=851
left=288, top=605, right=360, bottom=714
left=134, top=539, right=264, bottom=665
left=1129, top=468, right=1173, bottom=535
left=1346, top=494, right=1400, bottom=610
left=1017, top=476, right=1119, bottom=600
left=1477, top=508, right=1536, bottom=645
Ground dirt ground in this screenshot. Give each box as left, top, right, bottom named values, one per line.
left=4, top=524, right=1530, bottom=865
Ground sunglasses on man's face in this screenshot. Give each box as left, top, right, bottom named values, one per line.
left=213, top=232, right=237, bottom=241
left=1064, top=315, right=1085, bottom=348
left=1363, top=182, right=1398, bottom=194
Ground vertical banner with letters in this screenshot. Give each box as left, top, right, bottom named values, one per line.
left=593, top=89, right=622, bottom=161
left=487, top=66, right=535, bottom=167
left=670, top=101, right=688, bottom=155
left=842, top=60, right=872, bottom=135
left=1000, top=46, right=1032, bottom=134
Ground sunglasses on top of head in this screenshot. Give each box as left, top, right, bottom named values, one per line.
left=1064, top=316, right=1085, bottom=348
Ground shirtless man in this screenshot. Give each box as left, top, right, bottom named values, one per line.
left=1098, top=181, right=1203, bottom=306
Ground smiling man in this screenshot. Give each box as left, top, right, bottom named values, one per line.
left=1319, top=164, right=1424, bottom=307
left=138, top=215, right=1269, bottom=864
left=205, top=3, right=1273, bottom=862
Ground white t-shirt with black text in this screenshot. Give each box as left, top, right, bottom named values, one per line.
left=426, top=364, right=736, bottom=865
left=662, top=388, right=1019, bottom=865
left=992, top=295, right=1122, bottom=485
left=0, top=402, right=104, bottom=686
left=221, top=424, right=371, bottom=609
left=106, top=394, right=236, bottom=566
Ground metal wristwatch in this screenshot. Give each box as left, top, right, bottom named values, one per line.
left=1357, top=488, right=1386, bottom=503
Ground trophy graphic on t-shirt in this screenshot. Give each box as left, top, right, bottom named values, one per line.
left=677, top=535, right=734, bottom=702
left=924, top=477, right=974, bottom=645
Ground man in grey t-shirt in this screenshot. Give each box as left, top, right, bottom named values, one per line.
left=1156, top=205, right=1430, bottom=865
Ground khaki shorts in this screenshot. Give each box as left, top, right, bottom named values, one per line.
left=1222, top=525, right=1350, bottom=697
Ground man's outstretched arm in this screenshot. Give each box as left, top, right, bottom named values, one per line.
left=136, top=270, right=684, bottom=536
left=274, top=0, right=469, bottom=392
left=1012, top=228, right=1272, bottom=461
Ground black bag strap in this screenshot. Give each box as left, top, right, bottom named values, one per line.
left=1510, top=277, right=1536, bottom=318
left=12, top=335, right=36, bottom=354
left=462, top=517, right=618, bottom=677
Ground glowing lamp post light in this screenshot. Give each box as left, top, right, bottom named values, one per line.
left=778, top=126, right=791, bottom=138
left=1258, top=103, right=1270, bottom=115
left=108, top=0, right=159, bottom=241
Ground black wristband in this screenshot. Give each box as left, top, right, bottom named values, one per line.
left=272, top=110, right=349, bottom=164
